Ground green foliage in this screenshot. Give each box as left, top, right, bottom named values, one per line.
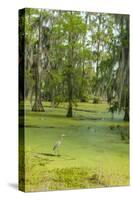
left=22, top=9, right=129, bottom=119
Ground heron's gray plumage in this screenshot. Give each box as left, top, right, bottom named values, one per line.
left=53, top=134, right=65, bottom=155
left=53, top=141, right=61, bottom=151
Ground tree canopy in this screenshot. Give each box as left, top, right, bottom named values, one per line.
left=19, top=8, right=129, bottom=120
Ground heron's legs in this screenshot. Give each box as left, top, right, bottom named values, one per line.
left=55, top=148, right=60, bottom=156
left=57, top=148, right=60, bottom=156
left=53, top=148, right=59, bottom=156
left=53, top=149, right=56, bottom=156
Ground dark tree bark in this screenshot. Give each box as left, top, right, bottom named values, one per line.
left=66, top=73, right=73, bottom=117
left=124, top=109, right=129, bottom=121
left=124, top=95, right=129, bottom=121
left=66, top=19, right=73, bottom=118
left=32, top=55, right=44, bottom=111
left=67, top=101, right=73, bottom=117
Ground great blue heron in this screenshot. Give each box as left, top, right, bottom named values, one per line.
left=53, top=134, right=65, bottom=156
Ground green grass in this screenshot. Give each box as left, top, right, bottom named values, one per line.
left=19, top=101, right=129, bottom=191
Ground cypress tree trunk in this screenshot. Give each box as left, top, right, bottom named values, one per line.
left=124, top=97, right=129, bottom=121
left=32, top=56, right=44, bottom=112
left=67, top=101, right=72, bottom=117
left=124, top=109, right=129, bottom=121
left=32, top=11, right=44, bottom=112
left=96, top=14, right=102, bottom=78
left=66, top=78, right=73, bottom=117
left=66, top=21, right=73, bottom=118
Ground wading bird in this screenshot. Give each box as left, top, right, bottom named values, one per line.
left=53, top=134, right=65, bottom=156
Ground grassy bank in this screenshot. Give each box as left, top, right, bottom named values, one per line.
left=19, top=101, right=129, bottom=191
